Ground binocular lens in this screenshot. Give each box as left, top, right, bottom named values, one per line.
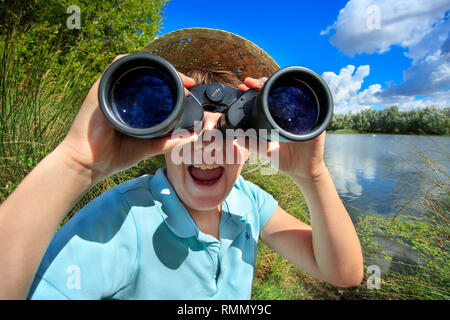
left=268, top=84, right=318, bottom=135
left=111, top=67, right=175, bottom=128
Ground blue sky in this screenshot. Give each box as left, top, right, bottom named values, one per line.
left=159, top=0, right=450, bottom=114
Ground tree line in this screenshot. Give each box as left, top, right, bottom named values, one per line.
left=327, top=106, right=449, bottom=135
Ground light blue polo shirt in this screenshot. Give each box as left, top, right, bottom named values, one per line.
left=28, top=168, right=278, bottom=300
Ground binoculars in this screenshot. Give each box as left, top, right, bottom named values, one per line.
left=98, top=53, right=333, bottom=142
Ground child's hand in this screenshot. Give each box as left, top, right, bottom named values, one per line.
left=240, top=77, right=327, bottom=182
left=58, top=55, right=197, bottom=184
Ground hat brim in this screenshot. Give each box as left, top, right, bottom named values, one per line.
left=142, top=28, right=279, bottom=82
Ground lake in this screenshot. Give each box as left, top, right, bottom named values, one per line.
left=325, top=134, right=450, bottom=274
left=324, top=133, right=449, bottom=219
left=324, top=133, right=449, bottom=273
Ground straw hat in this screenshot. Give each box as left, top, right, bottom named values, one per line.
left=142, top=28, right=280, bottom=82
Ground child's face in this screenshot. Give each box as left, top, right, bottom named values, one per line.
left=165, top=111, right=249, bottom=212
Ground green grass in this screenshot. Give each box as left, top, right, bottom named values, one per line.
left=0, top=30, right=91, bottom=201
left=328, top=129, right=360, bottom=134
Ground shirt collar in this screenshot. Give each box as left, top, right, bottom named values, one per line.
left=148, top=168, right=199, bottom=239
left=148, top=168, right=250, bottom=240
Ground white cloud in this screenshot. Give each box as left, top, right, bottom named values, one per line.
left=358, top=84, right=383, bottom=105
left=322, top=65, right=369, bottom=103
left=321, top=0, right=450, bottom=113
left=390, top=90, right=450, bottom=110
left=380, top=22, right=450, bottom=97
left=322, top=65, right=372, bottom=113
left=322, top=65, right=450, bottom=113
left=322, top=0, right=450, bottom=56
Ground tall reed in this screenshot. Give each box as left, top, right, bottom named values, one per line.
left=0, top=29, right=96, bottom=200
left=0, top=28, right=165, bottom=222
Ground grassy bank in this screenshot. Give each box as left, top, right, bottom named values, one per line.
left=327, top=130, right=450, bottom=137
left=328, top=129, right=360, bottom=134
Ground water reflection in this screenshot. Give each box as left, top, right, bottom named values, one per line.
left=324, top=133, right=449, bottom=274
left=324, top=134, right=450, bottom=218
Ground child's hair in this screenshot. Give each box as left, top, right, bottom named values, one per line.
left=181, top=67, right=242, bottom=87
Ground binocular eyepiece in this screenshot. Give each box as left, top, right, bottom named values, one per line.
left=98, top=53, right=333, bottom=142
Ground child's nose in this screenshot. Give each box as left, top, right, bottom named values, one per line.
left=195, top=111, right=224, bottom=151
left=202, top=111, right=221, bottom=131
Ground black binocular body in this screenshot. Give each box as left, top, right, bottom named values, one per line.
left=98, top=53, right=333, bottom=142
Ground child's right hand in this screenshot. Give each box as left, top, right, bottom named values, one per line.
left=57, top=55, right=197, bottom=185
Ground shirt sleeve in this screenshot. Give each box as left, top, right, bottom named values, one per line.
left=28, top=188, right=139, bottom=300
left=238, top=177, right=279, bottom=231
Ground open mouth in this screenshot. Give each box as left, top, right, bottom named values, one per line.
left=188, top=164, right=224, bottom=185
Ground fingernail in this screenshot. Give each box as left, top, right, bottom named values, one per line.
left=259, top=77, right=268, bottom=87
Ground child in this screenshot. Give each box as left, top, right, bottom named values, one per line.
left=0, top=28, right=363, bottom=299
